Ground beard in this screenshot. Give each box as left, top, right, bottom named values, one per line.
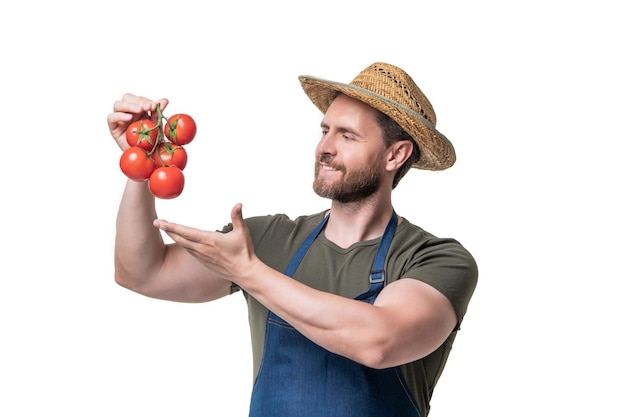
left=313, top=155, right=383, bottom=203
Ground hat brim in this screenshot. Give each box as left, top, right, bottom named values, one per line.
left=299, top=75, right=456, bottom=171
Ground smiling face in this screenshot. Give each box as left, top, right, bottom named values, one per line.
left=313, top=94, right=389, bottom=204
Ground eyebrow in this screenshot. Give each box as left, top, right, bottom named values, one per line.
left=320, top=121, right=361, bottom=138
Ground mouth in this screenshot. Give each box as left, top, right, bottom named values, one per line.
left=316, top=155, right=343, bottom=171
left=316, top=161, right=344, bottom=179
left=318, top=163, right=338, bottom=172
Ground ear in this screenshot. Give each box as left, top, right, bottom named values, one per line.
left=385, top=140, right=414, bottom=171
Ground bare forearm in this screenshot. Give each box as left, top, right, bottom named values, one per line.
left=147, top=204, right=456, bottom=359
left=236, top=260, right=456, bottom=369
left=238, top=261, right=391, bottom=367
left=114, top=179, right=165, bottom=288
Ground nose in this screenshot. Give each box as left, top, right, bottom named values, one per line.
left=316, top=130, right=337, bottom=158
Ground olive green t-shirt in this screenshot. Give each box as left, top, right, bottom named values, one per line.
left=225, top=210, right=478, bottom=416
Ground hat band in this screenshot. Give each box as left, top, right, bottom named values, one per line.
left=320, top=79, right=442, bottom=135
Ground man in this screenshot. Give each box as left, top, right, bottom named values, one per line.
left=107, top=62, right=478, bottom=417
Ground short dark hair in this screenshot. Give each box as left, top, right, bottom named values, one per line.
left=375, top=111, right=420, bottom=188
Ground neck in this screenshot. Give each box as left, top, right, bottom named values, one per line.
left=324, top=194, right=395, bottom=249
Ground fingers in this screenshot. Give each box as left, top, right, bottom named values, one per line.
left=153, top=219, right=201, bottom=243
left=108, top=93, right=169, bottom=147
left=113, top=94, right=169, bottom=118
left=106, top=110, right=133, bottom=126
left=230, top=203, right=245, bottom=230
left=156, top=98, right=169, bottom=111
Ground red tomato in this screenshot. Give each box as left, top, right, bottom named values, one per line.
left=149, top=166, right=185, bottom=199
left=151, top=142, right=188, bottom=170
left=126, top=119, right=159, bottom=151
left=164, top=114, right=196, bottom=145
left=119, top=147, right=155, bottom=181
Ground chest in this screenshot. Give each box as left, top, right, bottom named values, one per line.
left=291, top=239, right=381, bottom=298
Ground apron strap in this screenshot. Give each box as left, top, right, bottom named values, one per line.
left=284, top=214, right=329, bottom=278
left=355, top=210, right=397, bottom=303
left=285, top=211, right=398, bottom=304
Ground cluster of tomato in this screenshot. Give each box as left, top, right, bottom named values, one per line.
left=119, top=105, right=196, bottom=199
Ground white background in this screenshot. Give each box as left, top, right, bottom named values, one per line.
left=1, top=1, right=624, bottom=416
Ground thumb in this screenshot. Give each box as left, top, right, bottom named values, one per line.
left=156, top=98, right=169, bottom=112
left=149, top=98, right=169, bottom=123
left=231, top=203, right=245, bottom=230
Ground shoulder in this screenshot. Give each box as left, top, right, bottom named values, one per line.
left=395, top=218, right=477, bottom=267
left=391, top=217, right=478, bottom=325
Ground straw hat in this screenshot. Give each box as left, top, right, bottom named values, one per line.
left=299, top=62, right=455, bottom=171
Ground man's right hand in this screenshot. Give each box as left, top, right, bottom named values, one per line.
left=107, top=93, right=169, bottom=151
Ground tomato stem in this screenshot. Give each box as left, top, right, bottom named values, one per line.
left=154, top=145, right=167, bottom=167
left=147, top=103, right=167, bottom=156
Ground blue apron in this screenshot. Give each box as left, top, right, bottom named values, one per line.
left=249, top=211, right=422, bottom=417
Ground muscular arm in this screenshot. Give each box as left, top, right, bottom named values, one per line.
left=109, top=93, right=231, bottom=303
left=241, top=261, right=457, bottom=369
left=114, top=180, right=231, bottom=302
left=155, top=203, right=458, bottom=367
